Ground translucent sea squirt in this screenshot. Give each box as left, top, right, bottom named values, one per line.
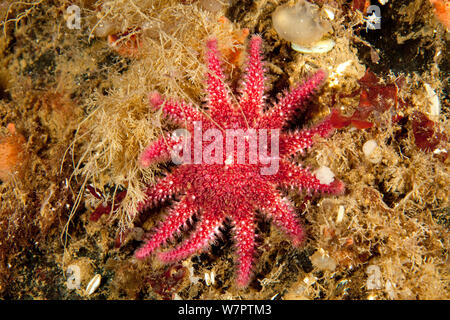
left=272, top=0, right=334, bottom=53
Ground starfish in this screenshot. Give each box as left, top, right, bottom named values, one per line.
left=135, top=35, right=344, bottom=287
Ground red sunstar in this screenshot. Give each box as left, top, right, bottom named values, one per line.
left=135, top=35, right=344, bottom=287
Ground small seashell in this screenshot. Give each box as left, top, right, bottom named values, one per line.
left=433, top=148, right=447, bottom=155
left=323, top=7, right=335, bottom=20
left=86, top=274, right=101, bottom=296
left=291, top=38, right=335, bottom=54
left=362, top=139, right=382, bottom=164
left=366, top=265, right=383, bottom=290
left=424, top=83, right=440, bottom=118
left=66, top=264, right=81, bottom=290
left=313, top=166, right=335, bottom=184
left=335, top=60, right=353, bottom=75
left=204, top=271, right=215, bottom=286
left=336, top=205, right=345, bottom=224
left=173, top=293, right=183, bottom=300
left=303, top=275, right=317, bottom=285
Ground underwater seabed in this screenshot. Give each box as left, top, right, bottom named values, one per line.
left=0, top=0, right=448, bottom=300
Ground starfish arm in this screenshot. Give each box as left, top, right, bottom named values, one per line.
left=239, top=36, right=265, bottom=125
left=149, top=92, right=206, bottom=130
left=279, top=115, right=335, bottom=157
left=139, top=133, right=183, bottom=167
left=135, top=195, right=197, bottom=259
left=205, top=39, right=234, bottom=125
left=157, top=209, right=224, bottom=263
left=258, top=69, right=327, bottom=129
left=162, top=101, right=205, bottom=129
left=136, top=165, right=190, bottom=212
left=259, top=189, right=305, bottom=246
left=275, top=161, right=345, bottom=195
left=233, top=211, right=256, bottom=287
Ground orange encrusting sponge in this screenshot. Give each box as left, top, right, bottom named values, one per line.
left=0, top=123, right=26, bottom=181
left=429, top=0, right=450, bottom=30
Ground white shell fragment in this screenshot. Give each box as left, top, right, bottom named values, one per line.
left=424, top=83, right=440, bottom=118
left=173, top=293, right=183, bottom=300
left=313, top=166, right=335, bottom=184
left=336, top=205, right=345, bottom=224
left=366, top=265, right=383, bottom=290
left=335, top=60, right=353, bottom=75
left=328, top=60, right=353, bottom=87
left=86, top=274, right=102, bottom=296
left=323, top=7, right=335, bottom=21
left=204, top=271, right=215, bottom=286
left=362, top=139, right=382, bottom=164
left=66, top=264, right=81, bottom=290
left=434, top=148, right=447, bottom=155
left=303, top=275, right=317, bottom=285
left=291, top=38, right=335, bottom=54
